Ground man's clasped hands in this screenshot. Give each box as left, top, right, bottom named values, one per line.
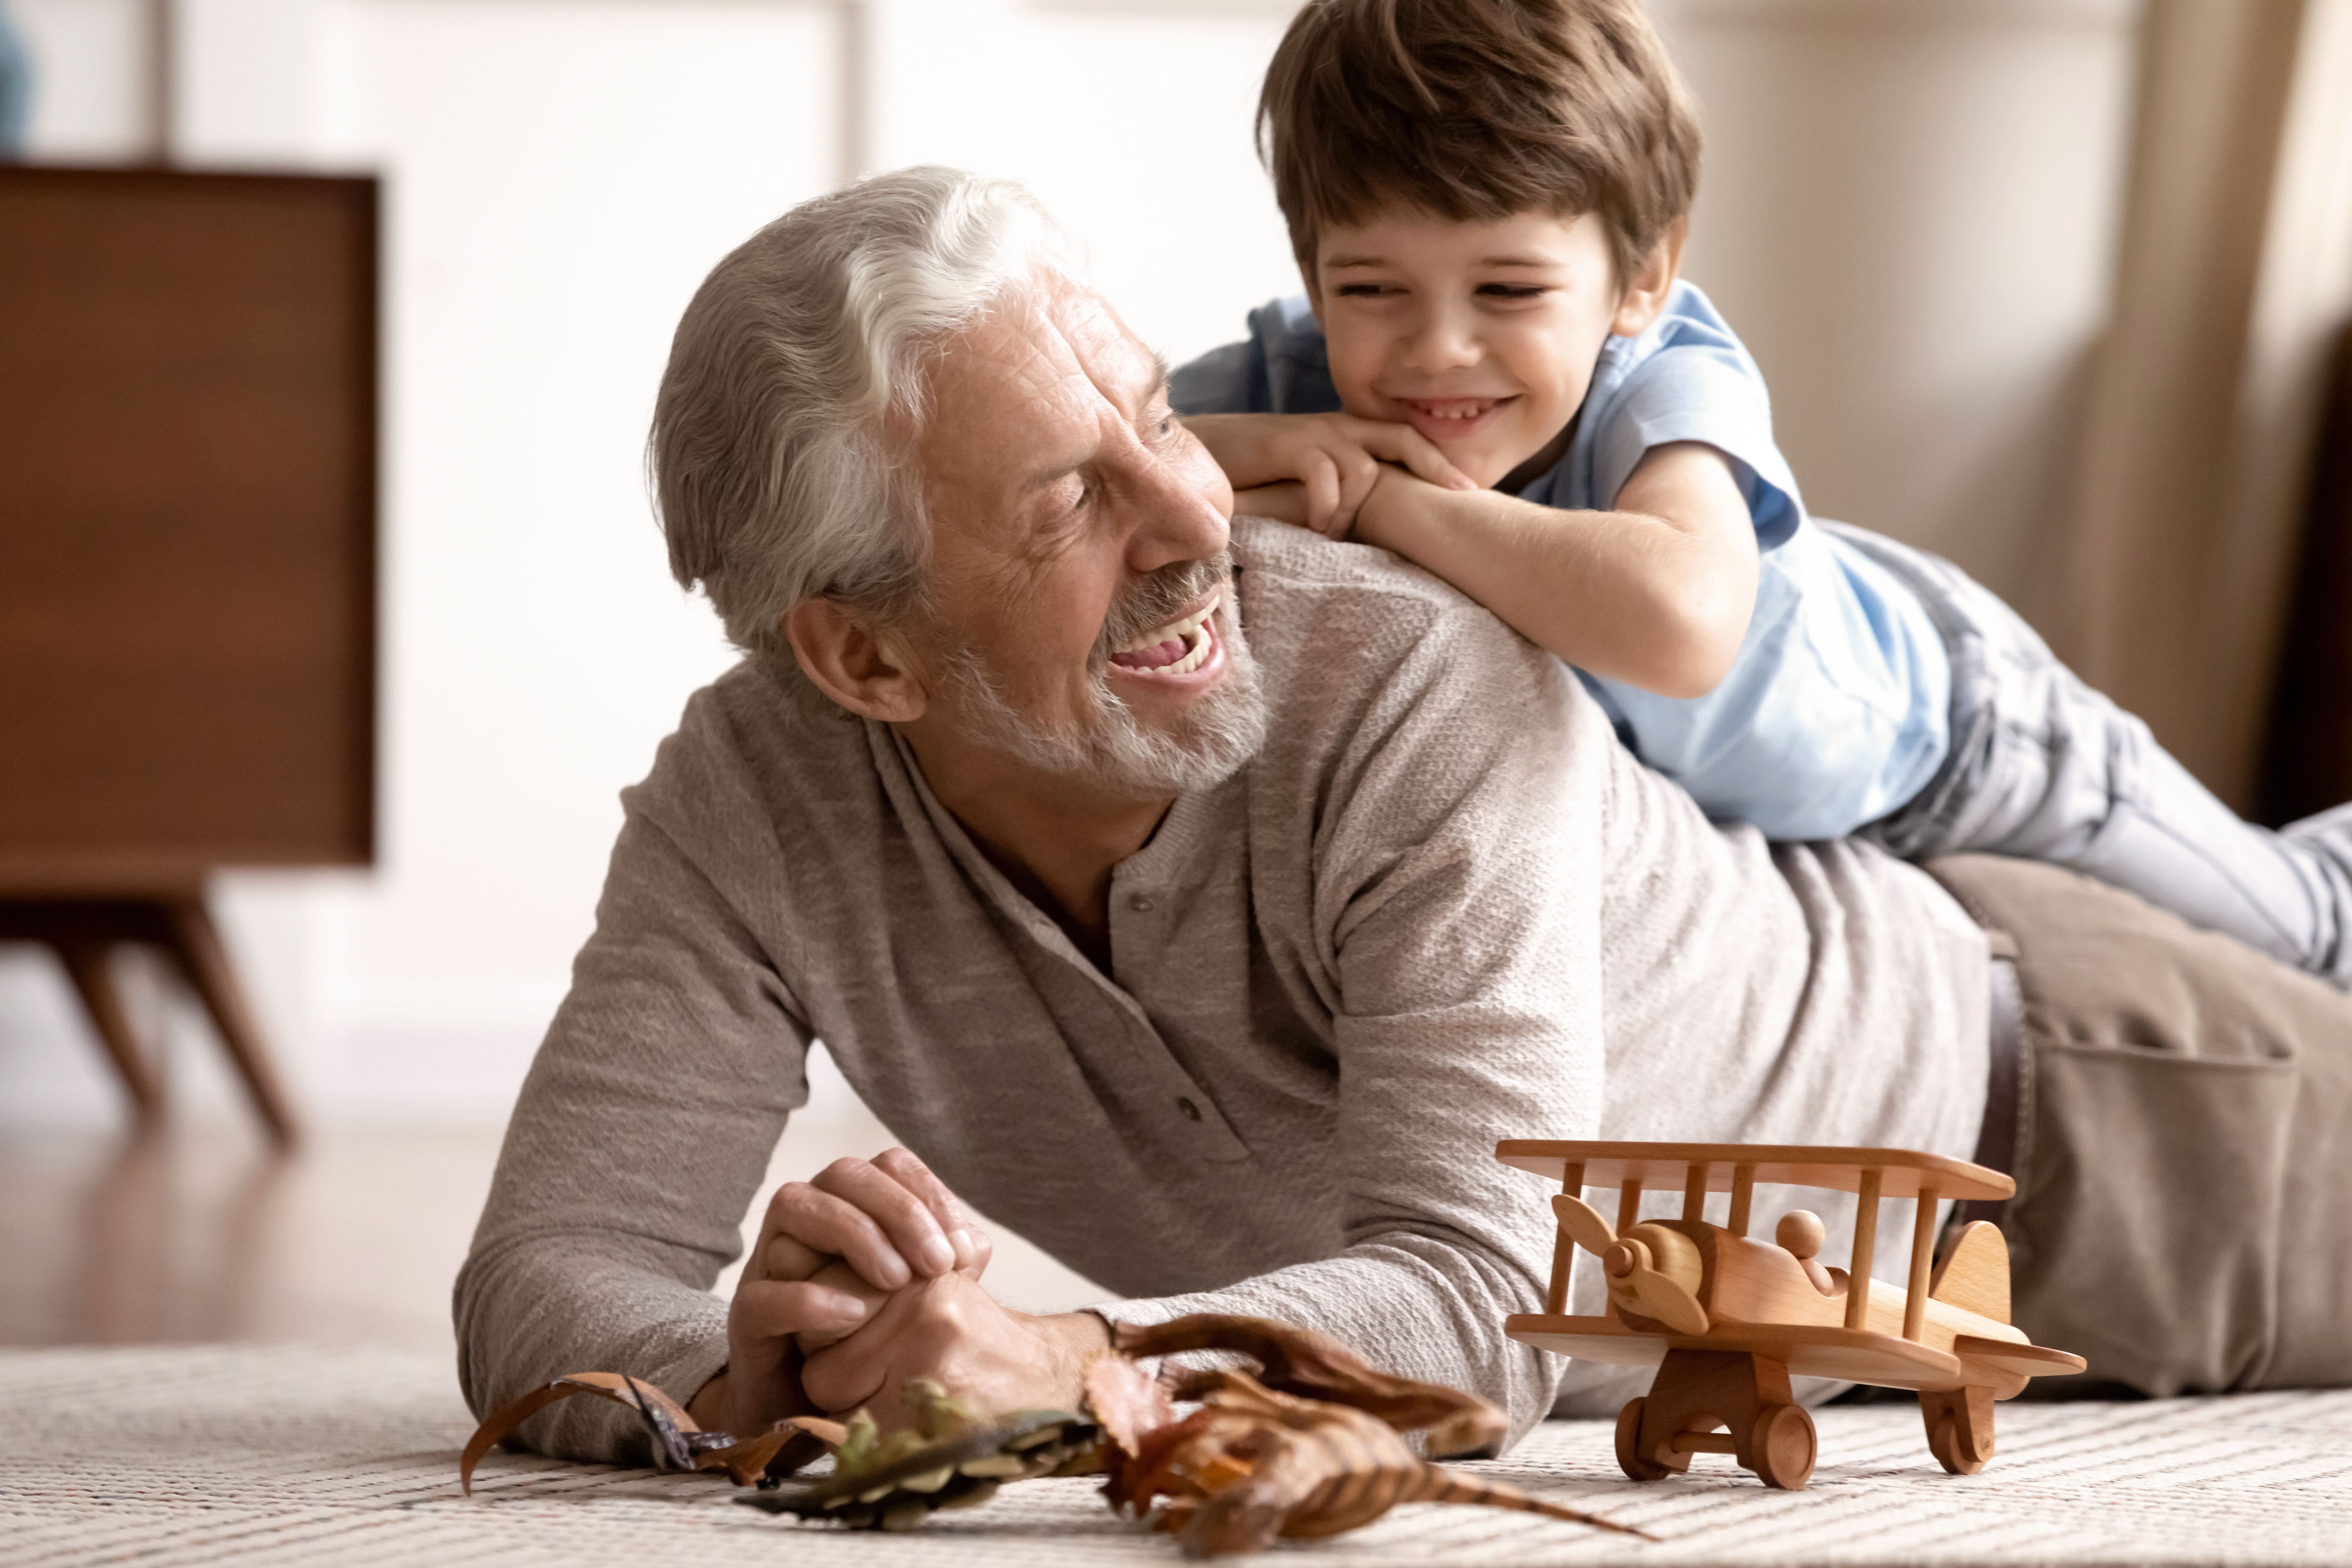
left=685, top=1148, right=1114, bottom=1439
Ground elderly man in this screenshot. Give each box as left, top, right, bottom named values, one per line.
left=458, top=169, right=2351, bottom=1463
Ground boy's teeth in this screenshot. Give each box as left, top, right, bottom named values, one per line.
left=1414, top=399, right=1498, bottom=420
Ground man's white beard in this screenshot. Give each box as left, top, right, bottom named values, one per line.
left=938, top=581, right=1268, bottom=801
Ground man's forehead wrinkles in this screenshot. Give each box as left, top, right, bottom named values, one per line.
left=920, top=313, right=1082, bottom=483
left=1043, top=284, right=1157, bottom=411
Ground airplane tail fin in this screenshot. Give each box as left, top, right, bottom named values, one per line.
left=1928, top=1220, right=2011, bottom=1324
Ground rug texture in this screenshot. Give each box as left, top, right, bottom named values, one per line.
left=1, top=1345, right=2348, bottom=1566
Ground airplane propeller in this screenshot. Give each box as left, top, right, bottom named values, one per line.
left=1552, top=1194, right=1711, bottom=1337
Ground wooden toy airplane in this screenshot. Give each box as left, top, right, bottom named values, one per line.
left=1496, top=1140, right=2085, bottom=1490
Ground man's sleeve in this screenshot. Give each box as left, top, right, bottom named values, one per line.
left=453, top=803, right=812, bottom=1463
left=1095, top=593, right=1610, bottom=1443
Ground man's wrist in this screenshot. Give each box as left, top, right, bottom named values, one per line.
left=1039, top=1309, right=1113, bottom=1402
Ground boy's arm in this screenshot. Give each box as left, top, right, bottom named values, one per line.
left=1284, top=441, right=1759, bottom=699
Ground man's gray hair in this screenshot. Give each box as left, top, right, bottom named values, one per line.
left=649, top=167, right=1076, bottom=657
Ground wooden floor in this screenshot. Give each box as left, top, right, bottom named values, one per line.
left=0, top=1118, right=1105, bottom=1351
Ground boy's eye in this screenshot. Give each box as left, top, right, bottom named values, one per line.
left=1477, top=283, right=1550, bottom=299
left=1332, top=282, right=1396, bottom=298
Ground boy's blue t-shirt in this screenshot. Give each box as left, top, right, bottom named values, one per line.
left=1170, top=281, right=1951, bottom=841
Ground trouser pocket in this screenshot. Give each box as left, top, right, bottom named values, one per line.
left=2007, top=1040, right=2295, bottom=1395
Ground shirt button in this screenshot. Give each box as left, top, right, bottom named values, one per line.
left=1176, top=1097, right=1202, bottom=1121
left=1129, top=894, right=1155, bottom=913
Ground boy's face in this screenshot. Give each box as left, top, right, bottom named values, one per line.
left=1313, top=208, right=1657, bottom=489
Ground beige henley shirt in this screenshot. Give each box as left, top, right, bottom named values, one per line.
left=456, top=518, right=1989, bottom=1461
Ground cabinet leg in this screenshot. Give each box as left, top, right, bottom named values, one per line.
left=51, top=939, right=160, bottom=1121
left=160, top=897, right=298, bottom=1146
left=1921, top=1385, right=1997, bottom=1475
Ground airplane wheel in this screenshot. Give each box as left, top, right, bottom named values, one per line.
left=1749, top=1403, right=1816, bottom=1490
left=1922, top=1386, right=1995, bottom=1475
left=1928, top=1413, right=1987, bottom=1475
left=1615, top=1398, right=1670, bottom=1482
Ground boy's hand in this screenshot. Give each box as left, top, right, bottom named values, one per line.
left=1185, top=412, right=1476, bottom=539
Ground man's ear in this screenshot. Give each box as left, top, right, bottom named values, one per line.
left=782, top=598, right=929, bottom=724
left=1611, top=215, right=1688, bottom=339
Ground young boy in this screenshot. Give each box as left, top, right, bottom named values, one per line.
left=1175, top=0, right=2352, bottom=985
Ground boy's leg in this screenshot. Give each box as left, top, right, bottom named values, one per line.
left=1829, top=523, right=2352, bottom=987
left=1925, top=853, right=2352, bottom=1393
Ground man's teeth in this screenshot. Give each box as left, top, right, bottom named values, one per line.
left=1115, top=601, right=1215, bottom=655
left=1160, top=625, right=1213, bottom=676
left=1108, top=598, right=1219, bottom=677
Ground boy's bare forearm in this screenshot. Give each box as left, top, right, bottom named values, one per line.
left=1356, top=449, right=1757, bottom=698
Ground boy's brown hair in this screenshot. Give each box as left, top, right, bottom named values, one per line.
left=1259, top=0, right=1701, bottom=292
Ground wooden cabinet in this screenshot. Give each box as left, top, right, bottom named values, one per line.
left=0, top=166, right=379, bottom=1139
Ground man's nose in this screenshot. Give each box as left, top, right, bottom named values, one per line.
left=1122, top=436, right=1231, bottom=576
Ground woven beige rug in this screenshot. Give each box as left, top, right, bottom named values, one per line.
left=2, top=1345, right=2348, bottom=1566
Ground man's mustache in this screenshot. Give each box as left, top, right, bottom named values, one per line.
left=1090, top=551, right=1234, bottom=673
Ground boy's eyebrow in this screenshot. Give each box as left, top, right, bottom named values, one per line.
left=1320, top=250, right=1567, bottom=270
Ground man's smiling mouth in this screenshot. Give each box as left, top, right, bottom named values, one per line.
left=1107, top=593, right=1220, bottom=677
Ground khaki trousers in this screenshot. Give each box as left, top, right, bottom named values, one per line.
left=1926, top=853, right=2352, bottom=1394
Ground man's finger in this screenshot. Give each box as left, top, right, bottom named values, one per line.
left=760, top=1231, right=828, bottom=1283
left=870, top=1147, right=989, bottom=1276
left=763, top=1179, right=915, bottom=1291
left=813, top=1157, right=959, bottom=1280
left=797, top=1275, right=936, bottom=1416
left=730, top=1276, right=873, bottom=1342
left=792, top=1259, right=892, bottom=1354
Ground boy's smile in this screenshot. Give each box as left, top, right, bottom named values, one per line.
left=1312, top=208, right=1669, bottom=489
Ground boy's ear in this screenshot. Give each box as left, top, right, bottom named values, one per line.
left=782, top=597, right=931, bottom=724
left=1611, top=215, right=1689, bottom=339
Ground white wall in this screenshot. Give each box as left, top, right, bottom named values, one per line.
left=10, top=0, right=156, bottom=158
left=0, top=0, right=2137, bottom=1132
